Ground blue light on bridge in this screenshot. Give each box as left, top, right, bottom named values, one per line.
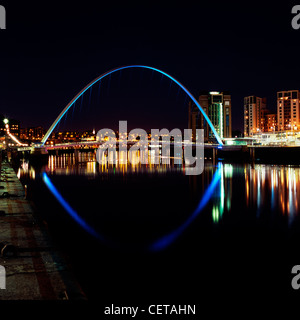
left=42, top=166, right=221, bottom=251
left=149, top=165, right=222, bottom=252
left=41, top=65, right=224, bottom=146
left=42, top=172, right=105, bottom=242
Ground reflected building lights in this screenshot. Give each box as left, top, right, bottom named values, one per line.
left=244, top=164, right=300, bottom=222
left=211, top=163, right=232, bottom=223
left=44, top=150, right=184, bottom=176
left=17, top=160, right=36, bottom=180
left=257, top=170, right=261, bottom=210
left=211, top=163, right=300, bottom=224
left=18, top=149, right=300, bottom=227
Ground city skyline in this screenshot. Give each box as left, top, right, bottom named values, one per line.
left=2, top=86, right=300, bottom=144
left=2, top=75, right=299, bottom=135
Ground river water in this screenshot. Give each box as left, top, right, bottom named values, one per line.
left=16, top=151, right=300, bottom=302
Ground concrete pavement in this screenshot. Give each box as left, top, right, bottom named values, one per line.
left=0, top=159, right=86, bottom=300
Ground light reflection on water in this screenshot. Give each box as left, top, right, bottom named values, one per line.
left=244, top=165, right=300, bottom=223
left=47, top=151, right=184, bottom=175
left=17, top=151, right=300, bottom=225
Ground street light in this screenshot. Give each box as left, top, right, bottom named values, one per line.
left=3, top=118, right=9, bottom=125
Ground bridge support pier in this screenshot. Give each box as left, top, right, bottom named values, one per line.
left=212, top=148, right=218, bottom=165
left=249, top=147, right=255, bottom=164
left=74, top=149, right=80, bottom=164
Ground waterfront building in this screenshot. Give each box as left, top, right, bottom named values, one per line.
left=189, top=91, right=232, bottom=142
left=277, top=90, right=300, bottom=131
left=244, top=96, right=267, bottom=137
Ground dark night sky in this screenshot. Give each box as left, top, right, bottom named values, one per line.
left=0, top=0, right=300, bottom=132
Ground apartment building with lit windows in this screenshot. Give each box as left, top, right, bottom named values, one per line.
left=244, top=96, right=267, bottom=136
left=188, top=91, right=232, bottom=142
left=277, top=90, right=300, bottom=131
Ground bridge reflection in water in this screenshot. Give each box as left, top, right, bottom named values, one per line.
left=17, top=150, right=300, bottom=227
left=15, top=151, right=300, bottom=300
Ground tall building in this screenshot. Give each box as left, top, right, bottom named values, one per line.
left=277, top=90, right=300, bottom=131
left=244, top=96, right=266, bottom=136
left=189, top=91, right=232, bottom=142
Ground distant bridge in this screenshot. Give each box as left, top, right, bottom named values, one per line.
left=26, top=140, right=201, bottom=152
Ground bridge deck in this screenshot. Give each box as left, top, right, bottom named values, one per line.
left=0, top=159, right=86, bottom=300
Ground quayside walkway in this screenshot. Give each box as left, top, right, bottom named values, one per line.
left=0, top=158, right=86, bottom=300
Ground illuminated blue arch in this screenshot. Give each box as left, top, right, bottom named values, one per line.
left=41, top=65, right=223, bottom=145
left=149, top=164, right=222, bottom=251
left=42, top=165, right=221, bottom=251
